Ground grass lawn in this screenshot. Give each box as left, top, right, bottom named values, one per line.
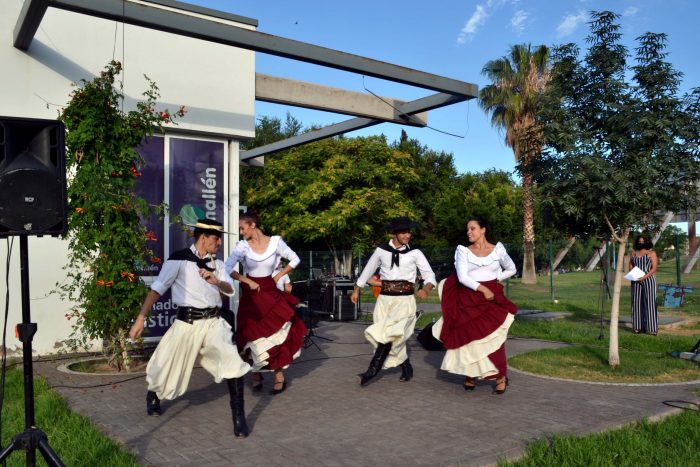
left=0, top=365, right=138, bottom=466
left=498, top=400, right=700, bottom=467
left=506, top=261, right=699, bottom=382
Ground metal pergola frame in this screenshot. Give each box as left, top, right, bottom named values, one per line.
left=14, top=0, right=478, bottom=163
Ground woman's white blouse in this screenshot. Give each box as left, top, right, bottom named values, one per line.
left=454, top=242, right=517, bottom=291
left=225, top=236, right=300, bottom=277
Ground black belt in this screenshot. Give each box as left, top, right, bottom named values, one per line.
left=176, top=306, right=221, bottom=324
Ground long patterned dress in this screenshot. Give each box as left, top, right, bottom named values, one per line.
left=631, top=254, right=658, bottom=334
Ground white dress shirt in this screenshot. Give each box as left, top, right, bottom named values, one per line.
left=225, top=236, right=300, bottom=277
left=455, top=242, right=517, bottom=291
left=356, top=241, right=437, bottom=287
left=150, top=244, right=234, bottom=308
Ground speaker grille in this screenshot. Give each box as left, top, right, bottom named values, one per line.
left=0, top=117, right=66, bottom=236
left=0, top=167, right=63, bottom=231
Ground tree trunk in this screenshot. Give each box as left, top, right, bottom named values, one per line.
left=521, top=171, right=537, bottom=284
left=551, top=236, right=577, bottom=271
left=342, top=251, right=353, bottom=278
left=682, top=210, right=697, bottom=273
left=688, top=210, right=697, bottom=254
left=119, top=328, right=132, bottom=373
left=608, top=229, right=629, bottom=368
left=328, top=242, right=340, bottom=276
left=333, top=255, right=340, bottom=275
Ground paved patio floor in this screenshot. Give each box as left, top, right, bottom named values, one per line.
left=33, top=320, right=700, bottom=466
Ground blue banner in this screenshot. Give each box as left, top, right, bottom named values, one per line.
left=135, top=136, right=226, bottom=339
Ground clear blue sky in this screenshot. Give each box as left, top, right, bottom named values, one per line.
left=188, top=0, right=699, bottom=177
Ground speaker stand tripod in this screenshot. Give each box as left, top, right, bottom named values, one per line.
left=301, top=302, right=333, bottom=351
left=0, top=235, right=65, bottom=466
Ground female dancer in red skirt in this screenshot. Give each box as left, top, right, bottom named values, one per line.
left=225, top=211, right=306, bottom=394
left=433, top=217, right=517, bottom=394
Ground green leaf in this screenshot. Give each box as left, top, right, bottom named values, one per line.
left=179, top=204, right=206, bottom=226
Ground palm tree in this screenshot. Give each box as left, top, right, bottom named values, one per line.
left=479, top=44, right=550, bottom=285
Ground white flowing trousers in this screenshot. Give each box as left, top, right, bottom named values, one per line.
left=146, top=317, right=251, bottom=400
left=364, top=294, right=417, bottom=368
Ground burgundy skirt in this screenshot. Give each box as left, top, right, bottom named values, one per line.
left=236, top=275, right=307, bottom=370
left=439, top=273, right=517, bottom=350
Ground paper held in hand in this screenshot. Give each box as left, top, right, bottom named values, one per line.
left=624, top=266, right=645, bottom=281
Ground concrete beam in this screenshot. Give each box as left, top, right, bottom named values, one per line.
left=241, top=117, right=378, bottom=163
left=13, top=0, right=49, bottom=50
left=16, top=0, right=478, bottom=98
left=255, top=74, right=427, bottom=126
left=240, top=92, right=467, bottom=161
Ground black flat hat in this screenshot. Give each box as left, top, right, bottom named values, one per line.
left=384, top=216, right=419, bottom=233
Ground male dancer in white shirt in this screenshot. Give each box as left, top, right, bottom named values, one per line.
left=351, top=217, right=437, bottom=385
left=129, top=219, right=252, bottom=437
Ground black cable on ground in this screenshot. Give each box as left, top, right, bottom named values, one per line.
left=662, top=400, right=700, bottom=413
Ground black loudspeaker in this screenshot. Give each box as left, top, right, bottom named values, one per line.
left=0, top=117, right=66, bottom=236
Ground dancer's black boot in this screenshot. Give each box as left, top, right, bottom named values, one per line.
left=227, top=378, right=249, bottom=437
left=146, top=390, right=162, bottom=416
left=358, top=343, right=392, bottom=386
left=399, top=359, right=413, bottom=382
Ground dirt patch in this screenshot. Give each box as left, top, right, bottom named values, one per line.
left=665, top=316, right=700, bottom=336
left=66, top=356, right=148, bottom=374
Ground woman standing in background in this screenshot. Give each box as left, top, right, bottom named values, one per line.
left=629, top=234, right=658, bottom=335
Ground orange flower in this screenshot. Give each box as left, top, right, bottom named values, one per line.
left=129, top=166, right=142, bottom=177
left=105, top=280, right=114, bottom=287
left=120, top=271, right=136, bottom=282
left=96, top=279, right=105, bottom=286
left=151, top=257, right=162, bottom=264
left=75, top=207, right=85, bottom=214
left=145, top=231, right=157, bottom=241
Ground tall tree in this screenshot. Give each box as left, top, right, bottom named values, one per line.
left=240, top=113, right=303, bottom=206
left=533, top=11, right=700, bottom=366
left=245, top=135, right=420, bottom=261
left=393, top=130, right=458, bottom=248
left=433, top=169, right=521, bottom=247
left=479, top=43, right=550, bottom=285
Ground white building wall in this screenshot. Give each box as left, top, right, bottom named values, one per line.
left=0, top=0, right=255, bottom=355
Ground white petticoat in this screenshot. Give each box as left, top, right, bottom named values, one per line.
left=432, top=313, right=514, bottom=378
left=242, top=320, right=301, bottom=372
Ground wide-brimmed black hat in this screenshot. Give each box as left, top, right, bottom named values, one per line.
left=384, top=216, right=419, bottom=233
left=191, top=219, right=226, bottom=235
